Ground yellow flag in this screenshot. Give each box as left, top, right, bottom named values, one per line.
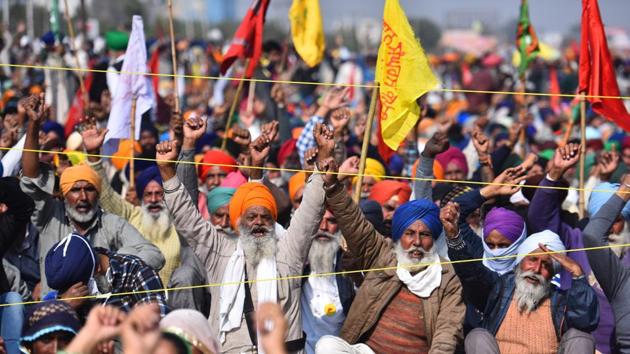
left=376, top=0, right=439, bottom=150
left=289, top=0, right=325, bottom=67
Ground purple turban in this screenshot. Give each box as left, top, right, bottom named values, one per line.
left=135, top=166, right=163, bottom=199
left=483, top=207, right=525, bottom=243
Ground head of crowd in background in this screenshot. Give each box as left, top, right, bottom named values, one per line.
left=229, top=182, right=279, bottom=266
left=353, top=158, right=386, bottom=200
left=59, top=164, right=103, bottom=227
left=369, top=180, right=411, bottom=237
left=199, top=149, right=238, bottom=192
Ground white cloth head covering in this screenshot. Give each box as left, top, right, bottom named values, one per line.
left=514, top=230, right=566, bottom=267
left=161, top=309, right=220, bottom=354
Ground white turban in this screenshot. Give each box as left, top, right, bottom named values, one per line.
left=515, top=230, right=566, bottom=267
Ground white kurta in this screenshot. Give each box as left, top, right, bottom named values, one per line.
left=301, top=275, right=346, bottom=354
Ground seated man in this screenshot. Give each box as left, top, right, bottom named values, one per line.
left=18, top=94, right=164, bottom=295
left=444, top=203, right=599, bottom=354
left=45, top=233, right=168, bottom=316
left=301, top=208, right=355, bottom=354
left=155, top=124, right=327, bottom=353
left=316, top=158, right=465, bottom=354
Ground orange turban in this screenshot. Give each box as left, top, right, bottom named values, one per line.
left=199, top=149, right=238, bottom=181
left=60, top=164, right=102, bottom=196
left=229, top=182, right=278, bottom=230
left=369, top=180, right=411, bottom=205
left=288, top=172, right=306, bottom=201
left=411, top=159, right=444, bottom=181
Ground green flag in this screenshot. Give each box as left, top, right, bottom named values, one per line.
left=516, top=0, right=540, bottom=78
left=50, top=0, right=61, bottom=42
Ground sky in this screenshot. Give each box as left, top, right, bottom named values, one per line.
left=236, top=0, right=630, bottom=35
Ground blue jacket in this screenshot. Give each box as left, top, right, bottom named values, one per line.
left=449, top=240, right=599, bottom=338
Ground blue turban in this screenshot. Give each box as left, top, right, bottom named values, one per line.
left=588, top=182, right=630, bottom=220
left=45, top=233, right=95, bottom=292
left=42, top=120, right=65, bottom=141
left=135, top=166, right=163, bottom=199
left=207, top=187, right=236, bottom=214
left=391, top=199, right=442, bottom=241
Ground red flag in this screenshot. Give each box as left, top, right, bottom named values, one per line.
left=65, top=70, right=93, bottom=137
left=549, top=66, right=561, bottom=113
left=220, top=0, right=270, bottom=78
left=579, top=0, right=630, bottom=131
left=148, top=45, right=161, bottom=96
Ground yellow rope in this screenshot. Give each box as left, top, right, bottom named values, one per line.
left=0, top=244, right=626, bottom=308
left=1, top=62, right=630, bottom=100
left=1, top=145, right=627, bottom=195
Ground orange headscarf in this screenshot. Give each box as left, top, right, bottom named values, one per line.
left=199, top=149, right=238, bottom=181
left=412, top=159, right=444, bottom=181
left=59, top=164, right=102, bottom=196
left=288, top=172, right=306, bottom=201
left=228, top=182, right=278, bottom=230
left=368, top=180, right=411, bottom=205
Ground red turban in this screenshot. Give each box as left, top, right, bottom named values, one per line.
left=198, top=149, right=238, bottom=181
left=277, top=139, right=297, bottom=167
left=435, top=147, right=468, bottom=176
left=368, top=180, right=411, bottom=205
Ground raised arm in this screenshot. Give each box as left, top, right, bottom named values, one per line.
left=156, top=140, right=221, bottom=267
left=414, top=131, right=449, bottom=200
left=177, top=114, right=209, bottom=206
left=529, top=143, right=581, bottom=234
left=21, top=94, right=48, bottom=179
left=582, top=176, right=630, bottom=302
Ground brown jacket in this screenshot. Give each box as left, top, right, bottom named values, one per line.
left=326, top=184, right=465, bottom=354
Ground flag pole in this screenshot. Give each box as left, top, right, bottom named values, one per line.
left=354, top=84, right=379, bottom=203
left=129, top=95, right=138, bottom=188
left=578, top=92, right=586, bottom=218
left=167, top=0, right=180, bottom=113
left=221, top=59, right=250, bottom=151
left=63, top=0, right=88, bottom=110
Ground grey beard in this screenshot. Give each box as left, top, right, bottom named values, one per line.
left=308, top=232, right=341, bottom=274
left=240, top=222, right=278, bottom=268
left=394, top=241, right=438, bottom=268
left=64, top=199, right=98, bottom=224
left=608, top=225, right=630, bottom=257
left=141, top=201, right=172, bottom=235
left=514, top=266, right=551, bottom=313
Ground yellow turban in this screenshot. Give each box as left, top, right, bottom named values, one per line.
left=59, top=164, right=102, bottom=196
left=229, top=182, right=278, bottom=230
left=353, top=158, right=386, bottom=185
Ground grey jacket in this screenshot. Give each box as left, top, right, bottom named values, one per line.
left=583, top=194, right=630, bottom=352
left=163, top=173, right=325, bottom=353
left=20, top=168, right=165, bottom=294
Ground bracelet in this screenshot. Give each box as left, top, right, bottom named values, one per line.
left=445, top=232, right=465, bottom=250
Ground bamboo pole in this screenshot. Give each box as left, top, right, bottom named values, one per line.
left=578, top=93, right=586, bottom=218
left=353, top=84, right=379, bottom=203
left=221, top=59, right=250, bottom=151
left=62, top=0, right=87, bottom=109
left=167, top=0, right=180, bottom=113
left=129, top=96, right=138, bottom=188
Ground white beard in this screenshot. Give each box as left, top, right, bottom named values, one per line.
left=394, top=241, right=439, bottom=268
left=240, top=222, right=278, bottom=268
left=514, top=266, right=551, bottom=313
left=140, top=201, right=172, bottom=237
left=608, top=223, right=630, bottom=258
left=64, top=199, right=98, bottom=224
left=307, top=231, right=341, bottom=274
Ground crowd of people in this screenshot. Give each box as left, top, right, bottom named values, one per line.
left=0, top=18, right=630, bottom=354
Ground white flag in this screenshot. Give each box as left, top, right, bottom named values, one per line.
left=104, top=15, right=153, bottom=154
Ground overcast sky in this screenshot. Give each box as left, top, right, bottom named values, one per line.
left=240, top=0, right=630, bottom=34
